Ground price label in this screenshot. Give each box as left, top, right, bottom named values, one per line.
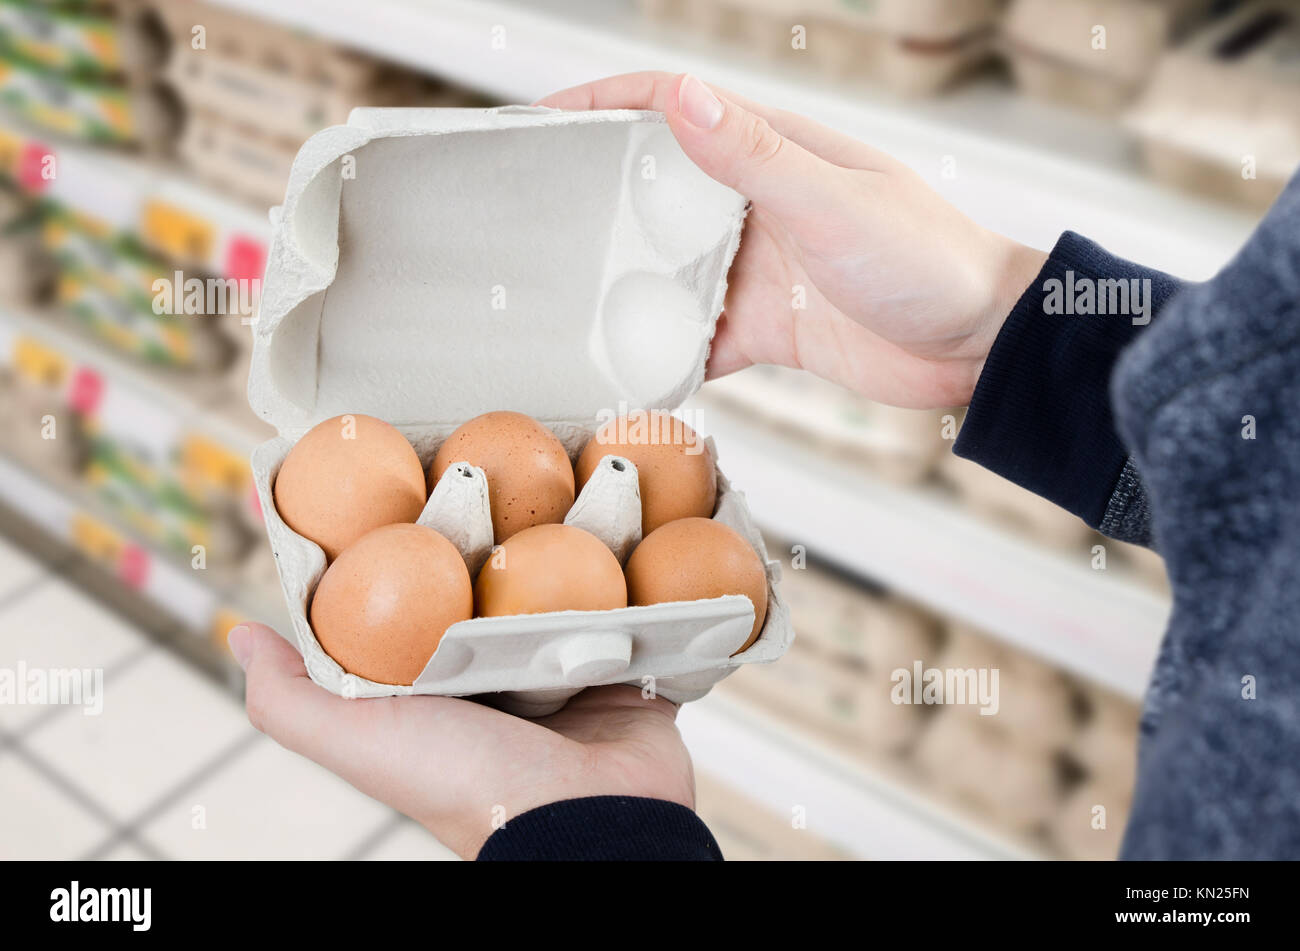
left=70, top=511, right=122, bottom=563
left=14, top=335, right=67, bottom=387
left=141, top=199, right=215, bottom=265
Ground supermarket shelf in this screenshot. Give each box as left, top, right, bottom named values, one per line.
left=213, top=0, right=1260, bottom=279
left=0, top=451, right=285, bottom=638
left=679, top=690, right=1036, bottom=859
left=686, top=397, right=1169, bottom=700
left=0, top=304, right=269, bottom=455
left=0, top=111, right=270, bottom=279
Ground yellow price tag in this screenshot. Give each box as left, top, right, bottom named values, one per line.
left=70, top=512, right=122, bottom=563
left=180, top=434, right=250, bottom=495
left=141, top=199, right=215, bottom=265
left=14, top=336, right=68, bottom=387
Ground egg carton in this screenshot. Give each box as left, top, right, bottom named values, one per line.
left=248, top=106, right=794, bottom=716
left=1125, top=1, right=1300, bottom=211
left=1002, top=0, right=1222, bottom=114
left=638, top=0, right=1001, bottom=96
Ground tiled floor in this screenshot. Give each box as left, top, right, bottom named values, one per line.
left=0, top=533, right=459, bottom=861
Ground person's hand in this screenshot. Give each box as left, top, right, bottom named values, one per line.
left=227, top=623, right=695, bottom=859
left=538, top=72, right=1048, bottom=409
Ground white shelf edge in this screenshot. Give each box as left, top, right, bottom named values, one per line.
left=686, top=398, right=1169, bottom=700
left=679, top=690, right=1038, bottom=860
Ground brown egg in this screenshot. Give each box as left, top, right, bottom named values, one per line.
left=430, top=411, right=575, bottom=543
left=625, top=517, right=768, bottom=653
left=475, top=523, right=626, bottom=617
left=310, top=523, right=472, bottom=685
left=576, top=411, right=715, bottom=534
left=274, top=414, right=426, bottom=561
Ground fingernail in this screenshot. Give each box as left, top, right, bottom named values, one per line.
left=227, top=624, right=253, bottom=671
left=678, top=74, right=723, bottom=130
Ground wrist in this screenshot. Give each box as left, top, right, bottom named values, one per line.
left=959, top=231, right=1048, bottom=402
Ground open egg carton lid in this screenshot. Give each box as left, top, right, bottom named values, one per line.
left=247, top=106, right=793, bottom=715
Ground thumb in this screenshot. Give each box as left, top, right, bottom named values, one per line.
left=666, top=73, right=845, bottom=231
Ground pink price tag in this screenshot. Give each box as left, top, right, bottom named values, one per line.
left=118, top=544, right=150, bottom=590
left=18, top=141, right=54, bottom=192
left=68, top=366, right=104, bottom=416
left=225, top=235, right=267, bottom=283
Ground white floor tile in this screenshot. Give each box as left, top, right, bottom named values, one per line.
left=0, top=753, right=111, bottom=859
left=140, top=737, right=393, bottom=860
left=0, top=578, right=146, bottom=731
left=23, top=650, right=251, bottom=822
left=362, top=821, right=461, bottom=861
left=0, top=534, right=44, bottom=600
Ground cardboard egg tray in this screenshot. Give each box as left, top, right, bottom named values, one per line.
left=154, top=0, right=444, bottom=149
left=1126, top=1, right=1300, bottom=210
left=637, top=0, right=1002, bottom=96
left=940, top=449, right=1094, bottom=549
left=177, top=109, right=299, bottom=212
left=1002, top=0, right=1221, bottom=115
left=248, top=106, right=793, bottom=716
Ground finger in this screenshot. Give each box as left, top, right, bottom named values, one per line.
left=536, top=70, right=880, bottom=169
left=705, top=313, right=753, bottom=379
left=230, top=623, right=356, bottom=752
left=561, top=683, right=680, bottom=720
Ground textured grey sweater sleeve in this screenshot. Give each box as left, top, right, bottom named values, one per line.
left=1097, top=458, right=1156, bottom=548
left=1110, top=173, right=1300, bottom=859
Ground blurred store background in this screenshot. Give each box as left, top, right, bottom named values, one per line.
left=0, top=0, right=1295, bottom=861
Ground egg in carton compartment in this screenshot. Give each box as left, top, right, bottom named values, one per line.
left=1126, top=1, right=1300, bottom=211
left=638, top=0, right=1003, bottom=96
left=248, top=106, right=793, bottom=717
left=1002, top=0, right=1222, bottom=115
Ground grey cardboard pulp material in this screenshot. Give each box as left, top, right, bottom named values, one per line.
left=248, top=106, right=793, bottom=716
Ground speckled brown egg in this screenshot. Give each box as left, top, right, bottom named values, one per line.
left=274, top=414, right=426, bottom=561
left=475, top=523, right=626, bottom=617
left=309, top=523, right=472, bottom=685
left=576, top=411, right=715, bottom=534
left=430, top=411, right=574, bottom=543
left=624, top=517, right=768, bottom=654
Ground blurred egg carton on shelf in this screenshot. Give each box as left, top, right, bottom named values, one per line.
left=736, top=544, right=1143, bottom=856
left=153, top=0, right=499, bottom=210
left=1002, top=0, right=1224, bottom=115
left=637, top=0, right=1005, bottom=96
left=695, top=770, right=849, bottom=859
left=250, top=106, right=794, bottom=716
left=1126, top=0, right=1300, bottom=210
left=938, top=444, right=1095, bottom=550
left=702, top=364, right=956, bottom=483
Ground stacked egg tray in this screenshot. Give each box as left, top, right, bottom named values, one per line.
left=150, top=0, right=496, bottom=211
left=636, top=0, right=1004, bottom=96
left=720, top=545, right=1141, bottom=859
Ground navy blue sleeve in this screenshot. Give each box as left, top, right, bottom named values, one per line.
left=953, top=232, right=1186, bottom=530
left=475, top=796, right=724, bottom=861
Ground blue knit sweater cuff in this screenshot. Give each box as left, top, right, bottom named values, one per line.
left=953, top=231, right=1186, bottom=527
left=476, top=796, right=724, bottom=861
